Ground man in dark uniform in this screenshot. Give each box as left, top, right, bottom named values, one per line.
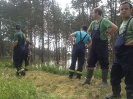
left=24, top=37, right=33, bottom=71
left=69, top=25, right=92, bottom=79
left=105, top=1, right=133, bottom=99
left=80, top=7, right=118, bottom=88
left=13, top=24, right=26, bottom=76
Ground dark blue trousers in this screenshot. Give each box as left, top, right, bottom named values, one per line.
left=87, top=41, right=109, bottom=69
left=70, top=43, right=85, bottom=73
left=24, top=48, right=29, bottom=66
left=13, top=45, right=25, bottom=70
left=111, top=46, right=133, bottom=92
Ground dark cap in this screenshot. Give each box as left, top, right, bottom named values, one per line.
left=15, top=24, right=21, bottom=29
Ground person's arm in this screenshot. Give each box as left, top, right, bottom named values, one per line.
left=13, top=40, right=18, bottom=48
left=87, top=22, right=93, bottom=35
left=87, top=29, right=92, bottom=35
left=86, top=39, right=92, bottom=49
left=13, top=33, right=18, bottom=48
left=69, top=33, right=75, bottom=46
left=125, top=40, right=133, bottom=46
left=105, top=23, right=118, bottom=37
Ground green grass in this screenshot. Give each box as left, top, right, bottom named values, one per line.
left=0, top=60, right=126, bottom=99
left=0, top=79, right=36, bottom=99
left=0, top=59, right=110, bottom=79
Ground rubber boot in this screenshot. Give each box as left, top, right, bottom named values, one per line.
left=100, top=69, right=108, bottom=88
left=127, top=92, right=133, bottom=99
left=16, top=68, right=26, bottom=76
left=105, top=85, right=121, bottom=99
left=76, top=73, right=81, bottom=79
left=16, top=67, right=21, bottom=76
left=68, top=71, right=74, bottom=79
left=20, top=69, right=26, bottom=76
left=24, top=66, right=28, bottom=71
left=79, top=69, right=93, bottom=85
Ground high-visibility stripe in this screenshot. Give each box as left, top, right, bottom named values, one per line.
left=76, top=71, right=82, bottom=74
left=69, top=69, right=75, bottom=72
left=17, top=68, right=25, bottom=73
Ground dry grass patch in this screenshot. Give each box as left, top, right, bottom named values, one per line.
left=0, top=67, right=127, bottom=99
left=25, top=70, right=126, bottom=99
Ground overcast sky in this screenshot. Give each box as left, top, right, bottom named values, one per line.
left=56, top=0, right=71, bottom=11
left=55, top=0, right=107, bottom=12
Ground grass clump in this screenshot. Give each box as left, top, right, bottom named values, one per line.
left=0, top=79, right=37, bottom=99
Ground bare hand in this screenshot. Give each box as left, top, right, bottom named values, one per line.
left=105, top=33, right=109, bottom=37
left=125, top=40, right=133, bottom=46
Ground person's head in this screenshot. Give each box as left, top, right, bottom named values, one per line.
left=92, top=7, right=103, bottom=19
left=81, top=25, right=87, bottom=31
left=120, top=1, right=132, bottom=19
left=15, top=24, right=21, bottom=30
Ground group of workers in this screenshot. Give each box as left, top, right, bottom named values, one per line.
left=12, top=1, right=133, bottom=99
left=69, top=1, right=133, bottom=99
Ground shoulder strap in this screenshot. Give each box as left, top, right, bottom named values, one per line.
left=80, top=31, right=82, bottom=40
left=98, top=18, right=103, bottom=29
left=82, top=34, right=87, bottom=40
left=124, top=17, right=133, bottom=33
left=92, top=18, right=103, bottom=30
left=80, top=31, right=88, bottom=41
left=82, top=34, right=87, bottom=41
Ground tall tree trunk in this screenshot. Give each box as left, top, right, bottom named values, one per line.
left=28, top=0, right=33, bottom=62
left=41, top=0, right=45, bottom=63
left=92, top=0, right=96, bottom=8
left=112, top=0, right=117, bottom=63
left=33, top=33, right=36, bottom=60
left=47, top=10, right=50, bottom=63
left=52, top=0, right=59, bottom=65
left=0, top=18, right=1, bottom=58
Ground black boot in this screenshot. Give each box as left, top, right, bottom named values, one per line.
left=105, top=85, right=121, bottom=99
left=16, top=67, right=21, bottom=76
left=79, top=69, right=93, bottom=85
left=127, top=92, right=133, bottom=99
left=100, top=69, right=108, bottom=88
left=76, top=73, right=81, bottom=79
left=68, top=71, right=74, bottom=79
left=16, top=68, right=26, bottom=76
left=24, top=66, right=28, bottom=71
left=20, top=69, right=26, bottom=76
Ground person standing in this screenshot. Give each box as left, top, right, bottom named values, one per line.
left=105, top=1, right=133, bottom=99
left=80, top=7, right=118, bottom=88
left=69, top=25, right=92, bottom=79
left=24, top=37, right=33, bottom=71
left=13, top=24, right=26, bottom=76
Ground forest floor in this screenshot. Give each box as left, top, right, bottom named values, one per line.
left=0, top=67, right=126, bottom=99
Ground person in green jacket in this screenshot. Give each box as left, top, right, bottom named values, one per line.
left=13, top=24, right=26, bottom=76
left=80, top=7, right=118, bottom=88
left=105, top=1, right=133, bottom=99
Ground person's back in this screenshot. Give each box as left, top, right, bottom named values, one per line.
left=13, top=24, right=26, bottom=76
left=69, top=25, right=92, bottom=79
left=14, top=31, right=25, bottom=47
left=75, top=30, right=90, bottom=44
left=73, top=30, right=90, bottom=54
